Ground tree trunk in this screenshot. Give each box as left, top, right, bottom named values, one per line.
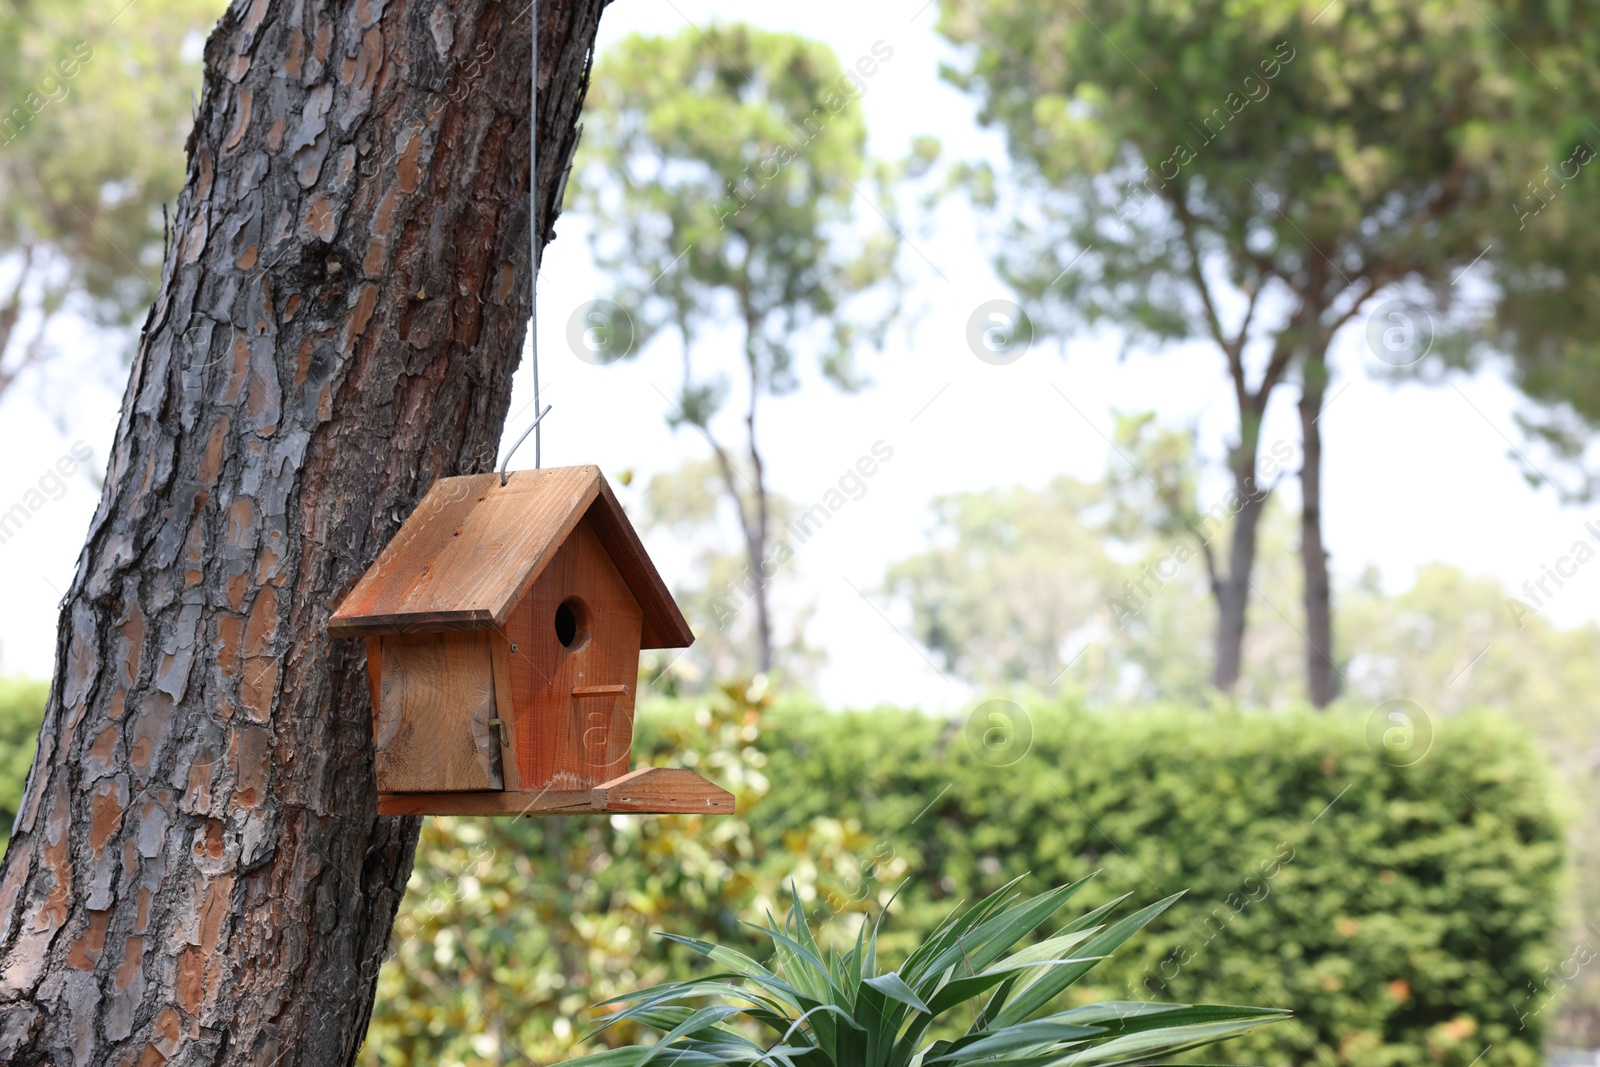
left=744, top=387, right=773, bottom=677
left=0, top=0, right=608, bottom=1062
left=1211, top=462, right=1269, bottom=694
left=1299, top=350, right=1336, bottom=707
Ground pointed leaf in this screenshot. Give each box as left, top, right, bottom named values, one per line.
left=866, top=971, right=934, bottom=1014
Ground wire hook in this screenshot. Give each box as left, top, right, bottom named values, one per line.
left=500, top=404, right=552, bottom=486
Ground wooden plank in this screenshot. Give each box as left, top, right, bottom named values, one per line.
left=327, top=466, right=693, bottom=649
left=489, top=638, right=522, bottom=792
left=592, top=767, right=736, bottom=814
left=373, top=632, right=503, bottom=793
left=507, top=518, right=643, bottom=791
left=328, top=467, right=600, bottom=636
left=375, top=767, right=734, bottom=816
left=587, top=476, right=695, bottom=649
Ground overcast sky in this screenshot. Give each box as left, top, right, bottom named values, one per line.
left=0, top=0, right=1595, bottom=712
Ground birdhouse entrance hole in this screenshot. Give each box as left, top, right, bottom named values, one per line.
left=556, top=596, right=589, bottom=650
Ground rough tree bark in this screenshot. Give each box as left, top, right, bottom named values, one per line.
left=0, top=0, right=609, bottom=1061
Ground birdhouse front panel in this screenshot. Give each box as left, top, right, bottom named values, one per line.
left=328, top=466, right=734, bottom=817
left=368, top=631, right=505, bottom=793
left=502, top=516, right=643, bottom=791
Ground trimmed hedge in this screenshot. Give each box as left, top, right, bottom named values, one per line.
left=734, top=704, right=1563, bottom=1067
left=0, top=680, right=1562, bottom=1066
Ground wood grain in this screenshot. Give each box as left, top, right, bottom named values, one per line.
left=592, top=767, right=736, bottom=814
left=328, top=467, right=694, bottom=649
left=329, top=467, right=598, bottom=636
left=376, top=767, right=735, bottom=816
left=504, top=517, right=642, bottom=790
left=489, top=638, right=522, bottom=792
left=375, top=632, right=503, bottom=793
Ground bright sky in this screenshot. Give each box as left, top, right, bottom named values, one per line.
left=1, top=0, right=1596, bottom=713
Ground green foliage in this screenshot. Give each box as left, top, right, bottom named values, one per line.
left=573, top=24, right=899, bottom=409
left=882, top=466, right=1305, bottom=704
left=363, top=698, right=1562, bottom=1067
left=0, top=676, right=46, bottom=843
left=935, top=0, right=1600, bottom=501
left=0, top=0, right=224, bottom=390
left=565, top=876, right=1286, bottom=1067
left=574, top=25, right=905, bottom=676
left=936, top=0, right=1594, bottom=349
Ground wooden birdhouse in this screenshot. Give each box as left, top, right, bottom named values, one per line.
left=328, top=466, right=733, bottom=817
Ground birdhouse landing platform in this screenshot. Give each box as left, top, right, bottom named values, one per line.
left=328, top=466, right=733, bottom=818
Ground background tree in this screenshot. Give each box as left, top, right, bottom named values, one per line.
left=884, top=431, right=1305, bottom=705
left=639, top=459, right=822, bottom=689
left=937, top=0, right=1600, bottom=706
left=0, top=0, right=608, bottom=1061
left=1448, top=118, right=1600, bottom=503
left=573, top=24, right=902, bottom=676
left=0, top=0, right=223, bottom=403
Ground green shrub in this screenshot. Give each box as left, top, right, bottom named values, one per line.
left=364, top=698, right=1562, bottom=1067
left=746, top=703, right=1563, bottom=1067
left=0, top=677, right=47, bottom=845
left=565, top=875, right=1287, bottom=1067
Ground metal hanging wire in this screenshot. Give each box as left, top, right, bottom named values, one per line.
left=500, top=0, right=548, bottom=486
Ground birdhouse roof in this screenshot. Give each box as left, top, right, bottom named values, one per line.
left=328, top=466, right=693, bottom=648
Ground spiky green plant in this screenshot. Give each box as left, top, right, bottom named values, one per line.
left=563, top=875, right=1288, bottom=1067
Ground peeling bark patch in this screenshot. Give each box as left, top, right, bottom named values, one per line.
left=302, top=194, right=337, bottom=240
left=224, top=90, right=252, bottom=150
left=106, top=935, right=146, bottom=1040
left=150, top=1006, right=181, bottom=1057
left=243, top=588, right=279, bottom=660
left=221, top=334, right=251, bottom=406
left=176, top=875, right=234, bottom=1014
left=64, top=910, right=109, bottom=971
left=64, top=613, right=98, bottom=709
left=428, top=3, right=453, bottom=60
left=198, top=417, right=232, bottom=487
left=239, top=0, right=270, bottom=37
left=129, top=696, right=175, bottom=780
left=230, top=725, right=272, bottom=809
left=344, top=284, right=378, bottom=353
left=88, top=780, right=127, bottom=860
left=85, top=724, right=120, bottom=780
left=195, top=819, right=226, bottom=862
left=288, top=85, right=332, bottom=154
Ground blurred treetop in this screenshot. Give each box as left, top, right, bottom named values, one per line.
left=0, top=0, right=223, bottom=401
left=572, top=24, right=912, bottom=674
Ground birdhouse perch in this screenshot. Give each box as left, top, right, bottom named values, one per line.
left=328, top=465, right=733, bottom=817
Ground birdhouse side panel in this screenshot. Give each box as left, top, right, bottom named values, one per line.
left=503, top=517, right=644, bottom=791
left=373, top=631, right=504, bottom=793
